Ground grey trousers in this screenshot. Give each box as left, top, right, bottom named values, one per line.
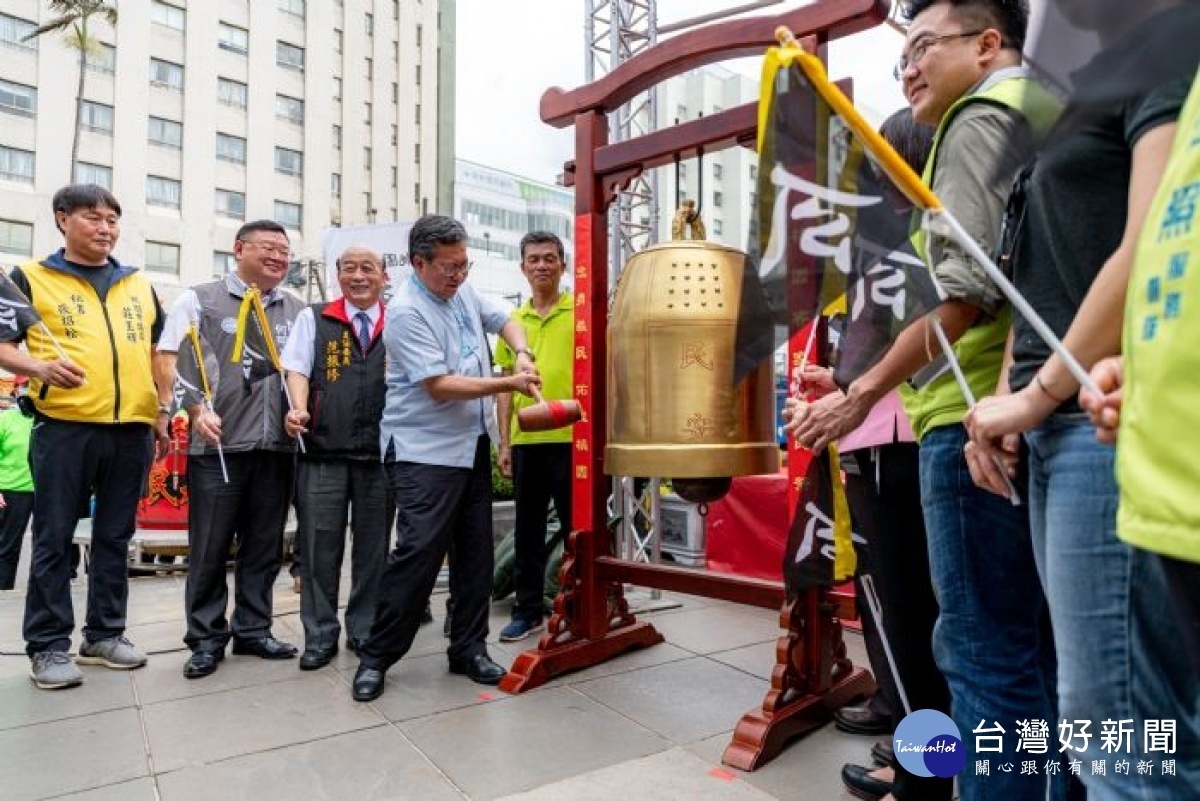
left=297, top=458, right=391, bottom=651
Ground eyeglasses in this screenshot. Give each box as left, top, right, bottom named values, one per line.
left=431, top=260, right=472, bottom=278
left=893, top=30, right=985, bottom=80
left=239, top=239, right=292, bottom=259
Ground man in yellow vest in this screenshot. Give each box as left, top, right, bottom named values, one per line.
left=495, top=232, right=573, bottom=643
left=1084, top=69, right=1200, bottom=671
left=0, top=185, right=170, bottom=690
left=789, top=2, right=1066, bottom=799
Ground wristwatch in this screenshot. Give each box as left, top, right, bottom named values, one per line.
left=157, top=403, right=172, bottom=416
left=516, top=346, right=536, bottom=362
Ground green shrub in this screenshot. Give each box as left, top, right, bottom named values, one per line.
left=491, top=447, right=514, bottom=500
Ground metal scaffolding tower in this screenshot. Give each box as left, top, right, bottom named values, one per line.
left=584, top=0, right=660, bottom=285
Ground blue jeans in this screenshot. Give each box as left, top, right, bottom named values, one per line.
left=1027, top=415, right=1200, bottom=799
left=920, top=424, right=1064, bottom=801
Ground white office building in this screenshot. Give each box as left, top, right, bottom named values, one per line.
left=0, top=0, right=446, bottom=304
left=454, top=158, right=574, bottom=306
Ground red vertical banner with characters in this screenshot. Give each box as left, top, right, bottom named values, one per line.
left=571, top=213, right=594, bottom=533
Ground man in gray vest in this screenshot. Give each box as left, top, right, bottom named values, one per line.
left=159, top=220, right=304, bottom=679
left=280, top=245, right=390, bottom=670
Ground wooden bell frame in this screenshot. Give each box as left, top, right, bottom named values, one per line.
left=498, top=0, right=889, bottom=771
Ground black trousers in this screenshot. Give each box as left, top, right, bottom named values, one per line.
left=359, top=436, right=493, bottom=670
left=846, top=444, right=952, bottom=801
left=511, top=443, right=571, bottom=622
left=297, top=458, right=391, bottom=650
left=184, top=451, right=294, bottom=652
left=0, top=489, right=34, bottom=590
left=24, top=420, right=152, bottom=655
left=1160, top=554, right=1200, bottom=671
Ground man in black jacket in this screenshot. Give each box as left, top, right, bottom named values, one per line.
left=281, top=245, right=391, bottom=670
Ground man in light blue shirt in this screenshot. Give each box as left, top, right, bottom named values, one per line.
left=352, top=215, right=540, bottom=702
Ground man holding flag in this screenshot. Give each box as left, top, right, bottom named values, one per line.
left=778, top=3, right=1068, bottom=798
left=159, top=220, right=304, bottom=679
left=0, top=184, right=170, bottom=690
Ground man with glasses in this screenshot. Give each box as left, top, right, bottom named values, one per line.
left=351, top=215, right=540, bottom=702
left=159, top=220, right=305, bottom=679
left=789, top=2, right=1067, bottom=799
left=495, top=232, right=573, bottom=643
left=280, top=245, right=391, bottom=670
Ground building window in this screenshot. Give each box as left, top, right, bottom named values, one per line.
left=749, top=164, right=758, bottom=181
left=365, top=12, right=374, bottom=35
left=152, top=2, right=185, bottom=31
left=275, top=201, right=302, bottom=229
left=414, top=143, right=420, bottom=163
left=713, top=163, right=723, bottom=180
left=276, top=41, right=304, bottom=72
left=391, top=166, right=397, bottom=188
left=363, top=147, right=371, bottom=169
left=278, top=0, right=305, bottom=18
left=216, top=133, right=247, bottom=164
left=145, top=241, right=180, bottom=275
left=675, top=104, right=687, bottom=122
left=147, top=175, right=182, bottom=209
left=330, top=173, right=341, bottom=198
left=416, top=24, right=423, bottom=48
left=391, top=82, right=398, bottom=104
left=275, top=147, right=303, bottom=176
left=83, top=42, right=116, bottom=74
left=148, top=116, right=183, bottom=149
left=276, top=94, right=304, bottom=124
left=394, top=1, right=400, bottom=21
left=74, top=162, right=112, bottom=188
left=215, top=188, right=246, bottom=219
left=150, top=58, right=184, bottom=91
left=0, top=13, right=37, bottom=52
left=415, top=64, right=421, bottom=85
left=80, top=101, right=114, bottom=134
left=365, top=57, right=373, bottom=81
left=0, top=146, right=34, bottom=183
left=390, top=124, right=398, bottom=146
left=218, top=23, right=248, bottom=54
left=364, top=101, right=372, bottom=125
left=333, top=77, right=342, bottom=100
left=0, top=79, right=36, bottom=117
left=713, top=219, right=723, bottom=236
left=713, top=191, right=723, bottom=208
left=213, top=250, right=235, bottom=276
left=392, top=40, right=398, bottom=61
left=0, top=220, right=32, bottom=256
left=414, top=182, right=420, bottom=203
left=218, top=77, right=248, bottom=109
left=334, top=29, right=342, bottom=54
left=414, top=103, right=420, bottom=123
left=332, top=124, right=342, bottom=150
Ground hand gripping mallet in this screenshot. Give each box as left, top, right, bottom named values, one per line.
left=517, top=385, right=583, bottom=432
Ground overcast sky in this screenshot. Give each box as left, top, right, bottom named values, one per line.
left=454, top=1, right=909, bottom=184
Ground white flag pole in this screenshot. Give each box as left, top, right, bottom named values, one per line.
left=930, top=316, right=1021, bottom=506
left=862, top=574, right=911, bottom=716
left=929, top=209, right=1101, bottom=397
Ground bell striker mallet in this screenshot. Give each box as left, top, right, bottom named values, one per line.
left=518, top=384, right=582, bottom=432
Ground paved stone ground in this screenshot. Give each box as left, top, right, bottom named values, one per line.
left=0, top=540, right=880, bottom=800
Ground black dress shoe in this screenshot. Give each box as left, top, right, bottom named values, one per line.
left=298, top=646, right=337, bottom=671
left=183, top=649, right=224, bottom=679
left=834, top=702, right=892, bottom=736
left=841, top=763, right=894, bottom=801
left=352, top=664, right=386, bottom=702
left=232, top=636, right=298, bottom=660
left=448, top=653, right=506, bottom=685
left=345, top=638, right=360, bottom=654
left=870, top=739, right=895, bottom=767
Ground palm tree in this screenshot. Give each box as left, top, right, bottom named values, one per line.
left=23, top=1, right=119, bottom=181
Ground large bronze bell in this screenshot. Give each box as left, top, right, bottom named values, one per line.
left=605, top=239, right=779, bottom=503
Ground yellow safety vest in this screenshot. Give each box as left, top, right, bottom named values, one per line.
left=22, top=260, right=159, bottom=424
left=901, top=74, right=1060, bottom=440
left=1117, top=69, right=1200, bottom=563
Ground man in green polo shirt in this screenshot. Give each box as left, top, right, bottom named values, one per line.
left=0, top=376, right=34, bottom=590
left=496, top=231, right=573, bottom=642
